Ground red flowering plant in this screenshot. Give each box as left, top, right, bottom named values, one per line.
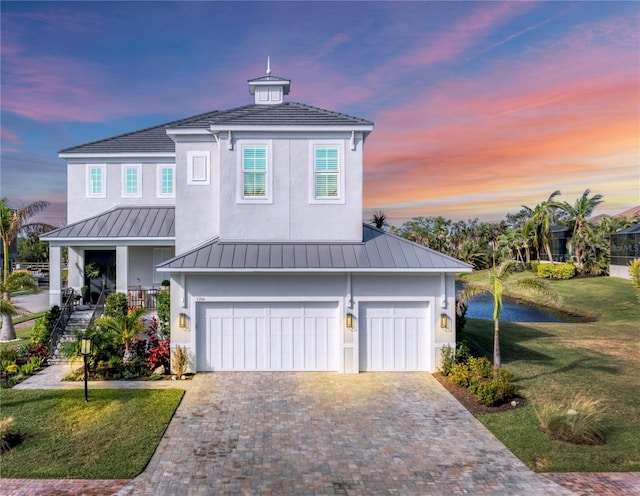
left=148, top=339, right=170, bottom=371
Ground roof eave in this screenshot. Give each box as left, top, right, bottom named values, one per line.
left=209, top=124, right=374, bottom=132
left=59, top=152, right=175, bottom=159
left=157, top=267, right=472, bottom=274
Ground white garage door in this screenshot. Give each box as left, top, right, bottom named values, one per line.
left=359, top=302, right=430, bottom=371
left=197, top=302, right=339, bottom=371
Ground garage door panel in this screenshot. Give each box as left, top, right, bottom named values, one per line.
left=359, top=302, right=430, bottom=372
left=198, top=302, right=338, bottom=371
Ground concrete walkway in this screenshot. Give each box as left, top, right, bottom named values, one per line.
left=3, top=366, right=639, bottom=495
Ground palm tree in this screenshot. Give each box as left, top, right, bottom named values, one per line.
left=0, top=272, right=38, bottom=341
left=0, top=198, right=53, bottom=340
left=372, top=211, right=387, bottom=229
left=557, top=189, right=604, bottom=273
left=522, top=191, right=561, bottom=264
left=456, top=260, right=556, bottom=375
left=95, top=306, right=147, bottom=361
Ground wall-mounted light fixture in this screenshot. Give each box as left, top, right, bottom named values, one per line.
left=440, top=313, right=451, bottom=331
left=179, top=312, right=187, bottom=328
left=345, top=313, right=354, bottom=329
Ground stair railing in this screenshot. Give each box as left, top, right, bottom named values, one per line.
left=86, top=287, right=110, bottom=330
left=49, top=288, right=77, bottom=355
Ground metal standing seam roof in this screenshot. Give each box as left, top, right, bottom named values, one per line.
left=59, top=103, right=372, bottom=155
left=157, top=225, right=472, bottom=273
left=41, top=207, right=175, bottom=240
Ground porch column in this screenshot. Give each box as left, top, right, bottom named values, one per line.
left=116, top=245, right=129, bottom=294
left=48, top=246, right=62, bottom=308
left=67, top=247, right=83, bottom=291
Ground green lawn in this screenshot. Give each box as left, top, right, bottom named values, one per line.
left=459, top=274, right=640, bottom=472
left=0, top=388, right=184, bottom=478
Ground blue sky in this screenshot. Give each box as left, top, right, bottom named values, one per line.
left=1, top=1, right=639, bottom=227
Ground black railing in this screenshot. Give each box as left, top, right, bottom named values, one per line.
left=50, top=288, right=76, bottom=355
left=127, top=288, right=164, bottom=311
left=86, top=287, right=110, bottom=330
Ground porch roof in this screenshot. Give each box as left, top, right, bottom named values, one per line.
left=157, top=224, right=472, bottom=273
left=42, top=206, right=175, bottom=242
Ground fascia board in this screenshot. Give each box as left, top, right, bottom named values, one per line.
left=157, top=267, right=472, bottom=274
left=44, top=237, right=175, bottom=246
left=59, top=152, right=175, bottom=159
left=209, top=125, right=374, bottom=133
left=165, top=128, right=213, bottom=136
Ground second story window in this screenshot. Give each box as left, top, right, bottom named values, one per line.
left=310, top=143, right=344, bottom=203
left=86, top=164, right=106, bottom=198
left=157, top=164, right=175, bottom=198
left=122, top=164, right=141, bottom=198
left=239, top=143, right=272, bottom=202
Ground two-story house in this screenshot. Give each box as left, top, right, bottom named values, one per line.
left=44, top=65, right=471, bottom=373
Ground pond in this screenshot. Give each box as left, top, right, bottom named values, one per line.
left=462, top=293, right=564, bottom=323
left=456, top=282, right=566, bottom=323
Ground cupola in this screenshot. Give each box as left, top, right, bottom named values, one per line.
left=248, top=58, right=291, bottom=105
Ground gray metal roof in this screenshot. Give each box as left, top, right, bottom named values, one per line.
left=158, top=225, right=472, bottom=273
left=60, top=103, right=372, bottom=155
left=42, top=206, right=175, bottom=240
left=612, top=223, right=640, bottom=235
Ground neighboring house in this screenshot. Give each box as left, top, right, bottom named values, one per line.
left=539, top=226, right=571, bottom=263
left=610, top=224, right=640, bottom=279
left=44, top=65, right=471, bottom=373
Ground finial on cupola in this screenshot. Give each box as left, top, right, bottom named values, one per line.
left=248, top=58, right=290, bottom=104
left=266, top=56, right=271, bottom=76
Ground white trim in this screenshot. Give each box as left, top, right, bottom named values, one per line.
left=121, top=164, right=142, bottom=198
left=309, top=141, right=345, bottom=204
left=85, top=164, right=106, bottom=198
left=165, top=129, right=212, bottom=136
left=187, top=151, right=210, bottom=185
left=60, top=152, right=174, bottom=159
left=210, top=124, right=373, bottom=132
left=46, top=237, right=174, bottom=246
left=158, top=267, right=471, bottom=274
left=236, top=140, right=273, bottom=204
left=156, top=164, right=176, bottom=198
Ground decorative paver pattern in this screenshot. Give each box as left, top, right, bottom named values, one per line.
left=115, top=372, right=573, bottom=495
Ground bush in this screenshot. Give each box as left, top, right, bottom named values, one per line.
left=30, top=306, right=61, bottom=346
left=449, top=363, right=472, bottom=388
left=538, top=262, right=576, bottom=280
left=468, top=356, right=492, bottom=379
left=439, top=341, right=472, bottom=376
left=530, top=260, right=540, bottom=273
left=629, top=259, right=640, bottom=301
left=104, top=292, right=129, bottom=318
left=156, top=290, right=171, bottom=336
left=26, top=344, right=49, bottom=362
left=148, top=340, right=170, bottom=371
left=475, top=381, right=500, bottom=406
left=535, top=394, right=606, bottom=445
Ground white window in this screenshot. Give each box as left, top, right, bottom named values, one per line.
left=310, top=143, right=344, bottom=203
left=153, top=247, right=174, bottom=284
left=187, top=151, right=210, bottom=185
left=237, top=141, right=272, bottom=203
left=122, top=164, right=142, bottom=198
left=86, top=164, right=106, bottom=198
left=157, top=164, right=175, bottom=198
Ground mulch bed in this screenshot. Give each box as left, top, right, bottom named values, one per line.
left=432, top=372, right=526, bottom=416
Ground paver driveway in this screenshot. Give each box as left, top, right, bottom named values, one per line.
left=118, top=372, right=572, bottom=496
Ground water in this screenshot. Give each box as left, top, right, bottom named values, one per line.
left=462, top=293, right=564, bottom=323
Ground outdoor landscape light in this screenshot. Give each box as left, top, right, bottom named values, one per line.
left=345, top=313, right=354, bottom=329
left=80, top=336, right=92, bottom=403
left=179, top=312, right=187, bottom=328
left=440, top=313, right=451, bottom=330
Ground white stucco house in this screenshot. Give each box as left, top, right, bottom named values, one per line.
left=44, top=65, right=471, bottom=373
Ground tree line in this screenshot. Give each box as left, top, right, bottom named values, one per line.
left=378, top=189, right=639, bottom=275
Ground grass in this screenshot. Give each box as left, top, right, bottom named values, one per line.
left=0, top=388, right=184, bottom=478
left=458, top=273, right=640, bottom=472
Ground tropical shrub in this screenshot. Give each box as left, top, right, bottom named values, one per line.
left=449, top=362, right=472, bottom=388
left=104, top=292, right=129, bottom=318
left=439, top=341, right=471, bottom=376
left=468, top=356, right=492, bottom=378
left=156, top=290, right=171, bottom=336
left=530, top=260, right=540, bottom=273
left=535, top=394, right=606, bottom=445
left=148, top=339, right=170, bottom=371
left=537, top=262, right=575, bottom=279
left=30, top=306, right=61, bottom=346
left=25, top=343, right=49, bottom=362
left=629, top=259, right=640, bottom=301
